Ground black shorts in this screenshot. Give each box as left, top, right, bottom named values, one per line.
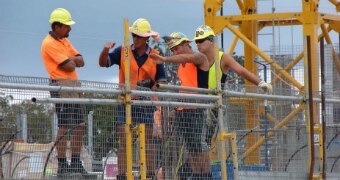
left=175, top=109, right=206, bottom=153
left=54, top=103, right=84, bottom=128
left=50, top=88, right=84, bottom=128
left=117, top=105, right=156, bottom=124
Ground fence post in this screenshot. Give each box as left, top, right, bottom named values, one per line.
left=51, top=112, right=58, bottom=140
left=17, top=110, right=27, bottom=142
left=88, top=111, right=94, bottom=157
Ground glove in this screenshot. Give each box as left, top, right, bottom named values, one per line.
left=258, top=81, right=273, bottom=94
left=137, top=78, right=155, bottom=89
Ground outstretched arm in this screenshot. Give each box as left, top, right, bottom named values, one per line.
left=221, top=53, right=260, bottom=85
left=150, top=52, right=209, bottom=70
left=221, top=53, right=272, bottom=94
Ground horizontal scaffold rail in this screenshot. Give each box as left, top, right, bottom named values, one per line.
left=0, top=82, right=123, bottom=95
left=223, top=89, right=340, bottom=104
left=156, top=83, right=216, bottom=94
left=31, top=97, right=215, bottom=109
left=0, top=82, right=218, bottom=102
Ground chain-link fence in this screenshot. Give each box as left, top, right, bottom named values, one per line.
left=1, top=73, right=340, bottom=179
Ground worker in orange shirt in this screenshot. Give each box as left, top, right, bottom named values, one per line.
left=150, top=32, right=212, bottom=179
left=41, top=8, right=88, bottom=177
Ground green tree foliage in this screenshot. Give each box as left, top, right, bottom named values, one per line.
left=82, top=93, right=118, bottom=161
left=0, top=100, right=53, bottom=143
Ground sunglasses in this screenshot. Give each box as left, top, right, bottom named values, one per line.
left=195, top=38, right=207, bottom=44
left=132, top=33, right=143, bottom=38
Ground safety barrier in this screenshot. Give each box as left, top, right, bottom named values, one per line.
left=1, top=74, right=340, bottom=179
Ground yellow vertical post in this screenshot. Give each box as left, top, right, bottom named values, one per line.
left=315, top=126, right=324, bottom=179
left=138, top=124, right=146, bottom=180
left=230, top=132, right=239, bottom=180
left=123, top=18, right=133, bottom=180
left=301, top=1, right=320, bottom=179
left=241, top=0, right=259, bottom=165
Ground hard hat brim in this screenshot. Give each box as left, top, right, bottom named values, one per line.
left=129, top=29, right=158, bottom=37
left=193, top=36, right=205, bottom=41
left=62, top=20, right=76, bottom=26
left=49, top=20, right=76, bottom=26
left=167, top=38, right=192, bottom=49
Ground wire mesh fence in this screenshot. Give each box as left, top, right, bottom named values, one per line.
left=1, top=72, right=340, bottom=179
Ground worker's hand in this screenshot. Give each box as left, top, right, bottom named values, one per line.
left=103, top=42, right=116, bottom=51
left=69, top=56, right=84, bottom=67
left=150, top=54, right=165, bottom=64
left=258, top=81, right=273, bottom=94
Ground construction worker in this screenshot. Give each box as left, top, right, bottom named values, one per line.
left=41, top=8, right=89, bottom=177
left=194, top=25, right=273, bottom=164
left=98, top=18, right=166, bottom=180
left=150, top=32, right=213, bottom=179
left=194, top=25, right=273, bottom=93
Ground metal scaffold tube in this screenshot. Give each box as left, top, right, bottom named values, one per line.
left=0, top=82, right=123, bottom=95
left=156, top=83, right=215, bottom=94
left=31, top=98, right=215, bottom=109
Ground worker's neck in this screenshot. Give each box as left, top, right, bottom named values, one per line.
left=135, top=45, right=148, bottom=56
left=51, top=31, right=64, bottom=39
left=206, top=49, right=216, bottom=66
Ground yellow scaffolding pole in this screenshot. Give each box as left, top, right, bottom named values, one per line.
left=225, top=21, right=304, bottom=90
left=123, top=19, right=133, bottom=180
left=270, top=26, right=331, bottom=87
left=138, top=124, right=146, bottom=180
left=204, top=0, right=340, bottom=178
left=220, top=132, right=238, bottom=180
left=302, top=1, right=320, bottom=178
left=228, top=35, right=239, bottom=55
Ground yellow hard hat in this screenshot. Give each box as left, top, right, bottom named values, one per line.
left=129, top=18, right=158, bottom=37
left=49, top=8, right=75, bottom=25
left=165, top=32, right=192, bottom=49
left=193, top=25, right=215, bottom=41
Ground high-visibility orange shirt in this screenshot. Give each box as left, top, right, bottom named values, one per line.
left=177, top=62, right=209, bottom=110
left=178, top=62, right=209, bottom=90
left=41, top=32, right=79, bottom=79
left=119, top=46, right=159, bottom=85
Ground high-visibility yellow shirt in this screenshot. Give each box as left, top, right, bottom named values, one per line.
left=208, top=51, right=224, bottom=89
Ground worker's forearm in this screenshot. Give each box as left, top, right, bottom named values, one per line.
left=243, top=70, right=261, bottom=85
left=69, top=56, right=84, bottom=67
left=165, top=53, right=203, bottom=65
left=99, top=48, right=110, bottom=67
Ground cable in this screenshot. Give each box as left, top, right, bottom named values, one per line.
left=42, top=124, right=83, bottom=177
left=226, top=126, right=259, bottom=161
left=326, top=128, right=340, bottom=149
left=11, top=156, right=30, bottom=178
left=0, top=130, right=21, bottom=179
left=331, top=154, right=340, bottom=172
left=284, top=144, right=308, bottom=172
